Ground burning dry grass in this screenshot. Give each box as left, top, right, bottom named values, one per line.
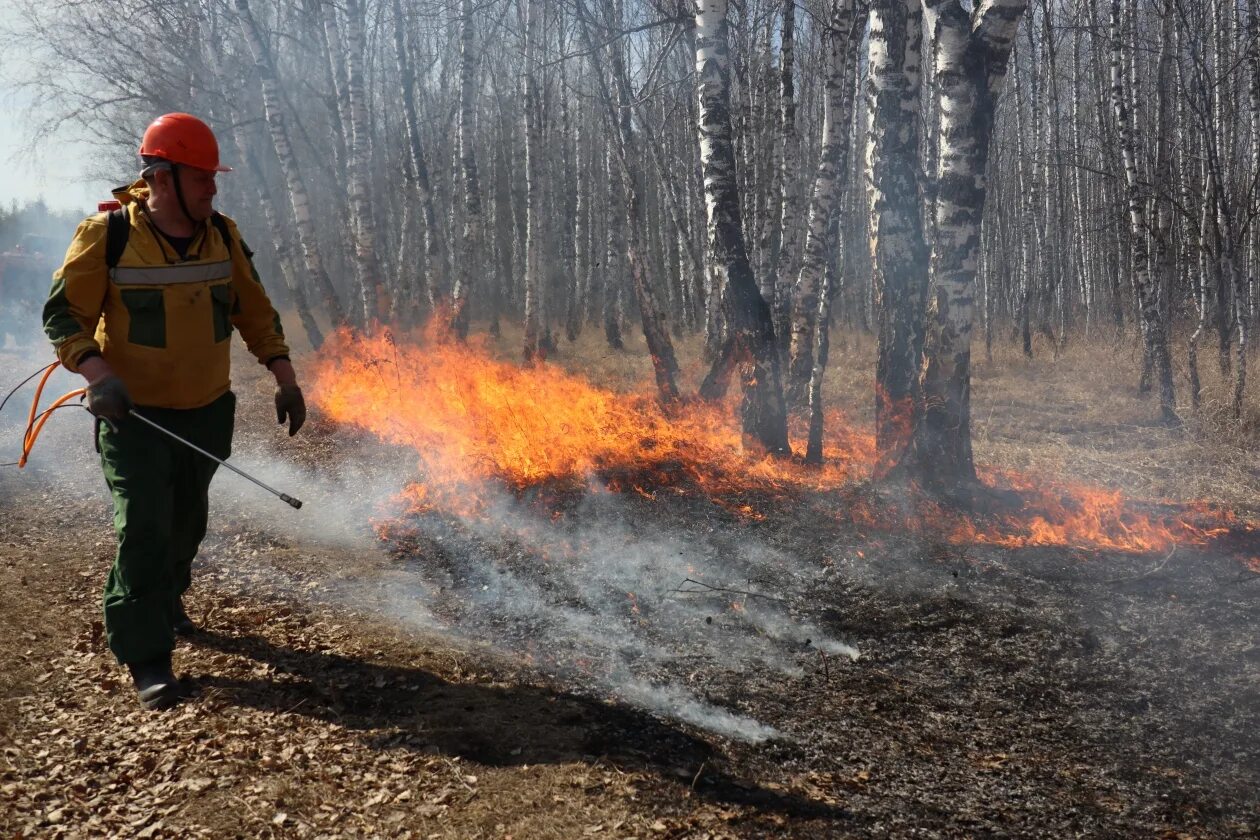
left=309, top=324, right=872, bottom=511
left=307, top=322, right=1257, bottom=568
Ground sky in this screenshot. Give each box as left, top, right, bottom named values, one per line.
left=0, top=92, right=114, bottom=215
left=0, top=0, right=115, bottom=214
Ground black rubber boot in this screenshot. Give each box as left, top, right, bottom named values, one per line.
left=173, top=598, right=197, bottom=636
left=127, top=655, right=179, bottom=710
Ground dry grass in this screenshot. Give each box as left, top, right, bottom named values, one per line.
left=476, top=321, right=1260, bottom=518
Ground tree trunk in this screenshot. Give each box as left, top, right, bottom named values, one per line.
left=786, top=0, right=866, bottom=408
left=342, top=0, right=389, bottom=324
left=522, top=0, right=545, bottom=362
left=915, top=0, right=1027, bottom=489
left=572, top=0, right=681, bottom=402
left=390, top=0, right=444, bottom=324
left=206, top=29, right=326, bottom=351
left=451, top=0, right=482, bottom=339
left=1110, top=0, right=1176, bottom=424
left=869, top=0, right=928, bottom=472
left=603, top=143, right=626, bottom=350
left=694, top=0, right=789, bottom=455
left=234, top=0, right=347, bottom=327
left=770, top=0, right=800, bottom=354
left=235, top=128, right=325, bottom=349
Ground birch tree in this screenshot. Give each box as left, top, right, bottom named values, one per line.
left=391, top=0, right=445, bottom=323
left=868, top=0, right=927, bottom=471
left=573, top=0, right=681, bottom=402
left=769, top=0, right=800, bottom=352
left=451, top=0, right=482, bottom=339
left=522, top=0, right=545, bottom=362
left=786, top=0, right=866, bottom=408
left=339, top=0, right=389, bottom=324
left=915, top=0, right=1028, bottom=488
left=234, top=0, right=347, bottom=328
left=694, top=0, right=790, bottom=455
left=1111, top=0, right=1177, bottom=424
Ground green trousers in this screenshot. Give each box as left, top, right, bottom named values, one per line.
left=98, top=391, right=235, bottom=664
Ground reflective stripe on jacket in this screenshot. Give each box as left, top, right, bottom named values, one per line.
left=43, top=181, right=290, bottom=409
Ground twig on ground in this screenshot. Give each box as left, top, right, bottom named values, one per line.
left=666, top=578, right=787, bottom=603
left=1104, top=546, right=1177, bottom=584
left=690, top=760, right=707, bottom=791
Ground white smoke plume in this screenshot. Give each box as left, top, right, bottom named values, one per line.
left=207, top=434, right=861, bottom=743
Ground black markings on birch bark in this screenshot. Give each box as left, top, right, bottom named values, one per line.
left=451, top=0, right=482, bottom=340
left=786, top=0, right=866, bottom=410
left=694, top=0, right=790, bottom=455
left=234, top=0, right=347, bottom=328
left=1110, top=0, right=1177, bottom=425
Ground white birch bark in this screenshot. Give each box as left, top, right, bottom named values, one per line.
left=694, top=0, right=790, bottom=454
left=522, top=0, right=544, bottom=361
left=785, top=0, right=866, bottom=407
left=916, top=0, right=1029, bottom=486
left=770, top=0, right=799, bottom=352
left=451, top=0, right=482, bottom=339
left=573, top=0, right=681, bottom=401
left=868, top=0, right=927, bottom=468
left=1249, top=1, right=1260, bottom=330
left=204, top=28, right=325, bottom=349
left=234, top=0, right=347, bottom=327
left=232, top=125, right=325, bottom=349
left=391, top=0, right=444, bottom=322
left=603, top=142, right=625, bottom=349
left=342, top=0, right=388, bottom=324
left=1109, top=0, right=1177, bottom=424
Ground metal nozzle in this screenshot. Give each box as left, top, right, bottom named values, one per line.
left=127, top=410, right=305, bottom=510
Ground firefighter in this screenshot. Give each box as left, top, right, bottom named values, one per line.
left=42, top=113, right=307, bottom=710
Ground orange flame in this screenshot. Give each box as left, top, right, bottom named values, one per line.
left=311, top=326, right=870, bottom=515
left=847, top=469, right=1242, bottom=555
left=310, top=326, right=1256, bottom=563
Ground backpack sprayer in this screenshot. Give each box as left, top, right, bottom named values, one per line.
left=3, top=360, right=303, bottom=509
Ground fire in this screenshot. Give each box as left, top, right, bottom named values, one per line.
left=310, top=325, right=870, bottom=516
left=310, top=326, right=1256, bottom=563
left=847, top=470, right=1242, bottom=555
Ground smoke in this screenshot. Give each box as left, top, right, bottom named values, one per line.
left=211, top=437, right=416, bottom=550
left=202, top=436, right=861, bottom=744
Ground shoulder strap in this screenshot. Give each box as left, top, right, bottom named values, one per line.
left=210, top=212, right=234, bottom=257
left=104, top=208, right=130, bottom=270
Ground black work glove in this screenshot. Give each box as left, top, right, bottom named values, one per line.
left=86, top=376, right=134, bottom=422
left=275, top=383, right=306, bottom=436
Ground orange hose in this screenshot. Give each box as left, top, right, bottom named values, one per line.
left=17, top=361, right=91, bottom=469
left=22, top=363, right=59, bottom=446
left=19, top=388, right=87, bottom=468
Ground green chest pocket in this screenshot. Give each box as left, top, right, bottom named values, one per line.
left=210, top=283, right=235, bottom=343
left=119, top=288, right=166, bottom=349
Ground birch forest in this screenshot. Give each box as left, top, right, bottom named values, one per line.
left=9, top=0, right=1260, bottom=492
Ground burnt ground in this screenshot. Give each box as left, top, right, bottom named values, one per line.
left=2, top=340, right=1260, bottom=838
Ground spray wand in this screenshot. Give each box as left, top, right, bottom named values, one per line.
left=125, top=409, right=303, bottom=508
left=5, top=361, right=303, bottom=509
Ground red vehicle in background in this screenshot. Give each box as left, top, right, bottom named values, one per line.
left=0, top=234, right=57, bottom=349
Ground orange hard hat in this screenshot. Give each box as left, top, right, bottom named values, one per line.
left=138, top=113, right=232, bottom=172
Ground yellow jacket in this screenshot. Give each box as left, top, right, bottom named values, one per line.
left=43, top=182, right=290, bottom=409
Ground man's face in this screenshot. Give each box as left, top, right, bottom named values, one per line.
left=175, top=166, right=218, bottom=221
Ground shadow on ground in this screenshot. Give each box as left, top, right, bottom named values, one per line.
left=191, top=628, right=850, bottom=823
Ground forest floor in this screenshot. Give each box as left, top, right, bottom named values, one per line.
left=2, top=324, right=1259, bottom=839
